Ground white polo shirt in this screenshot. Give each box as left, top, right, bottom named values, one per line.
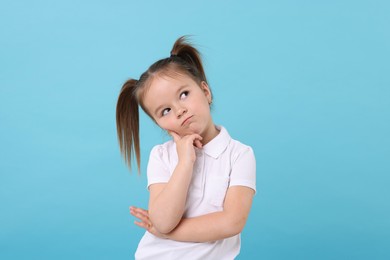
left=135, top=126, right=256, bottom=260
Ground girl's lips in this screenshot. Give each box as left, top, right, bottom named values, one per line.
left=181, top=115, right=193, bottom=126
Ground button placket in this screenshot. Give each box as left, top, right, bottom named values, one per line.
left=192, top=149, right=205, bottom=197
left=198, top=151, right=206, bottom=196
left=191, top=150, right=202, bottom=191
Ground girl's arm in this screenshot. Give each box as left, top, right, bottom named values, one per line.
left=147, top=132, right=202, bottom=234
left=131, top=185, right=254, bottom=242
left=146, top=166, right=192, bottom=234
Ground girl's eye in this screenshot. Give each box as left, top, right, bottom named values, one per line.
left=162, top=108, right=171, bottom=116
left=180, top=91, right=189, bottom=99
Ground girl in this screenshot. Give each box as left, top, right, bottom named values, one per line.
left=116, top=36, right=256, bottom=259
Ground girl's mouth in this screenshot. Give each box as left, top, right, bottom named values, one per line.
left=181, top=115, right=193, bottom=126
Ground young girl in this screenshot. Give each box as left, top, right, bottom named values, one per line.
left=116, top=36, right=256, bottom=259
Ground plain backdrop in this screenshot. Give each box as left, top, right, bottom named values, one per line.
left=1, top=0, right=389, bottom=259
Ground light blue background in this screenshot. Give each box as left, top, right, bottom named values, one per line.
left=1, top=1, right=389, bottom=259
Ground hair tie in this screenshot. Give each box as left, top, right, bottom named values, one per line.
left=170, top=54, right=178, bottom=58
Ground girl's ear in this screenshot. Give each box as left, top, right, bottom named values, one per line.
left=200, top=81, right=212, bottom=104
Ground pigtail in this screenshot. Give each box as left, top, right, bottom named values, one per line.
left=116, top=79, right=141, bottom=173
left=170, top=36, right=208, bottom=84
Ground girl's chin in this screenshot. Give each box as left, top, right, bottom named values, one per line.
left=164, top=125, right=202, bottom=138
left=177, top=130, right=201, bottom=138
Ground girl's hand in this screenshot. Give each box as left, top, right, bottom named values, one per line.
left=169, top=131, right=203, bottom=164
left=130, top=206, right=167, bottom=239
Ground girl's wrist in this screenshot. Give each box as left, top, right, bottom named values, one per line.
left=177, top=160, right=194, bottom=171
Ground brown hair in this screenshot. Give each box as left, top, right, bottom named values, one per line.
left=116, top=36, right=210, bottom=173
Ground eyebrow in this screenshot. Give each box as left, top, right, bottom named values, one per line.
left=153, top=84, right=188, bottom=116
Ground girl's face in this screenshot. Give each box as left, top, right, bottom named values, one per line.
left=142, top=73, right=217, bottom=143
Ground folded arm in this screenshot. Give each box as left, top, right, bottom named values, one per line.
left=147, top=162, right=193, bottom=234
left=131, top=185, right=254, bottom=242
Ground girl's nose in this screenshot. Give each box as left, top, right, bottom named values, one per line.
left=176, top=107, right=187, bottom=118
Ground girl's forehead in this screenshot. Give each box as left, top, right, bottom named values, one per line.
left=139, top=70, right=200, bottom=107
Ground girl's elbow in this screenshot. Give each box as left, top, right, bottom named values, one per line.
left=149, top=215, right=178, bottom=234
left=227, top=216, right=248, bottom=236
left=154, top=223, right=175, bottom=234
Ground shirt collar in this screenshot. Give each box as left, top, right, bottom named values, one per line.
left=202, top=126, right=231, bottom=159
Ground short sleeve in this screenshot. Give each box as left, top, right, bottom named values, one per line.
left=229, top=146, right=256, bottom=193
left=146, top=145, right=171, bottom=189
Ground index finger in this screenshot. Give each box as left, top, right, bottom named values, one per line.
left=168, top=131, right=180, bottom=142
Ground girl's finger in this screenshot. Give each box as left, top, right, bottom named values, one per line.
left=190, top=134, right=203, bottom=142
left=134, top=217, right=153, bottom=228
left=130, top=206, right=149, bottom=216
left=194, top=139, right=203, bottom=148
left=168, top=131, right=180, bottom=142
left=130, top=209, right=150, bottom=222
left=132, top=207, right=149, bottom=217
left=189, top=134, right=202, bottom=147
left=131, top=211, right=148, bottom=222
left=134, top=221, right=150, bottom=230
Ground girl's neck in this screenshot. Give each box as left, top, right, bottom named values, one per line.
left=202, top=125, right=220, bottom=145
